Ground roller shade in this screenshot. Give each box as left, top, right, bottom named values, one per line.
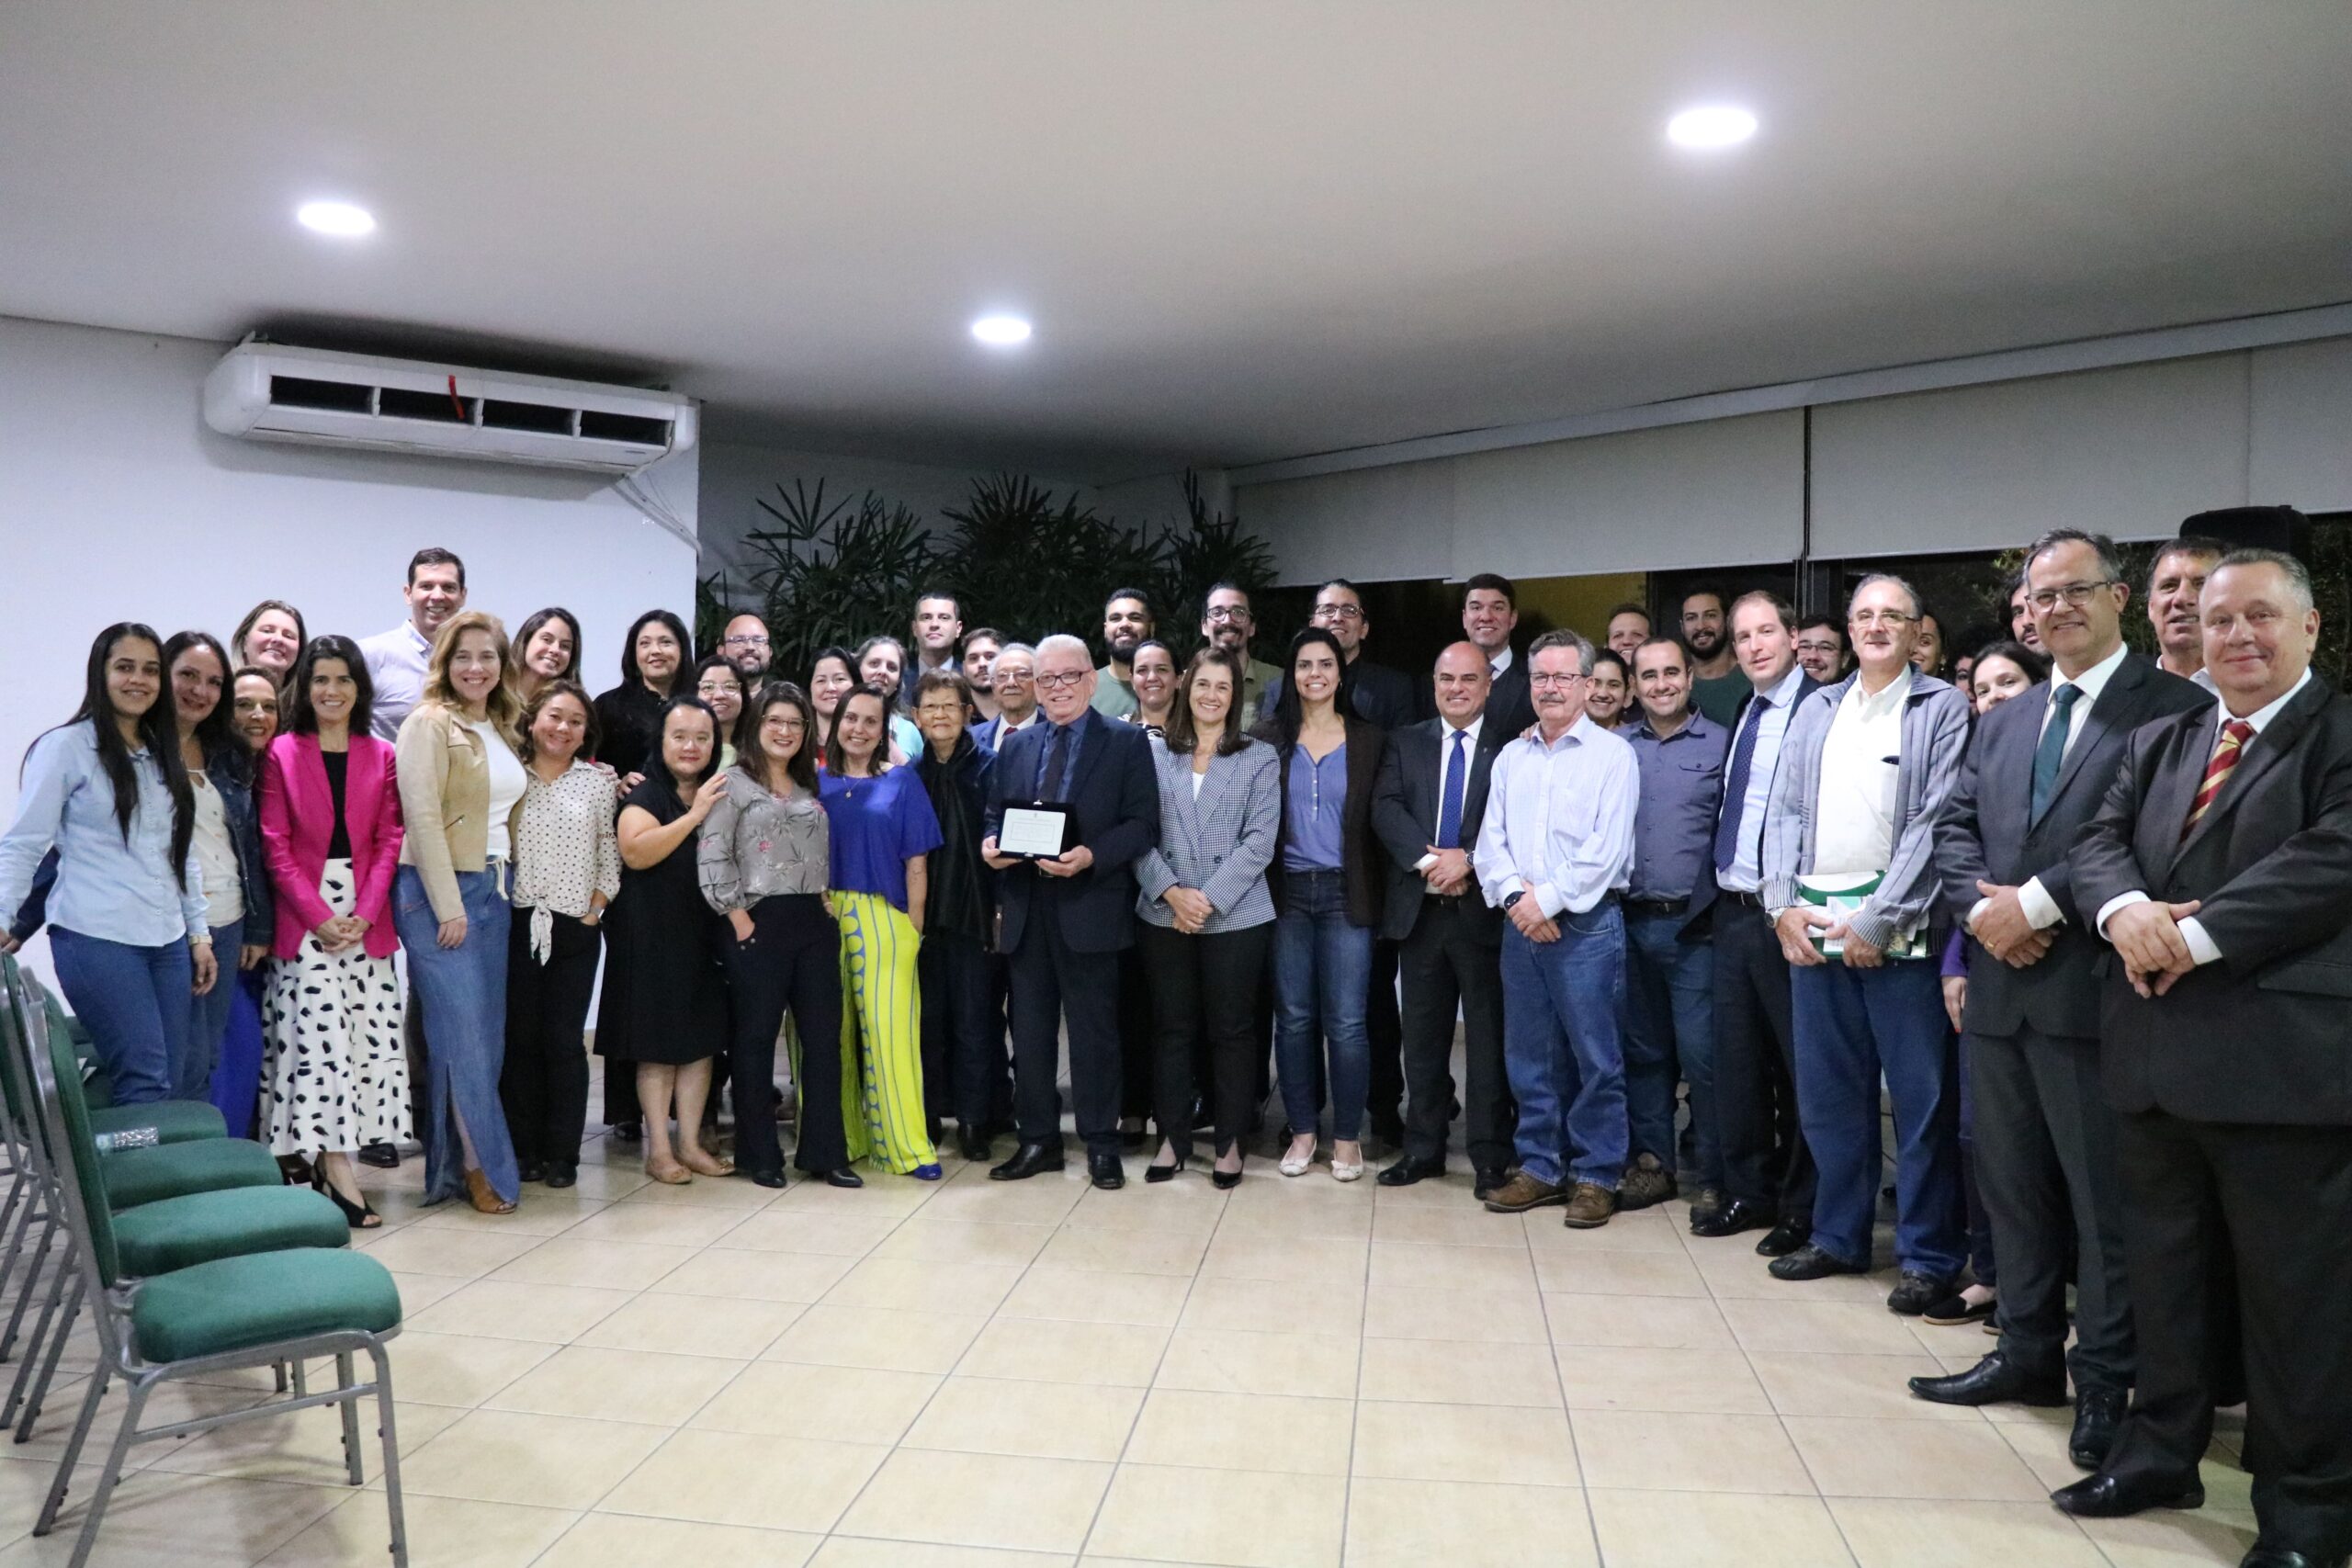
left=1239, top=457, right=1454, bottom=586
left=2251, top=337, right=2352, bottom=514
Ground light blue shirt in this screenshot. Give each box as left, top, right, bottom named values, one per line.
left=0, top=721, right=208, bottom=946
left=1719, top=661, right=1807, bottom=896
left=359, top=620, right=433, bottom=743
left=1474, top=713, right=1638, bottom=918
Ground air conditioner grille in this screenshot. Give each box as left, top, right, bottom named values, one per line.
left=268, top=375, right=371, bottom=414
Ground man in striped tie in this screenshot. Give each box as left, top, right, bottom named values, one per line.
left=2062, top=548, right=2352, bottom=1568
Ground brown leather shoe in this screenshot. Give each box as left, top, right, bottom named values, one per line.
left=1563, top=1182, right=1618, bottom=1229
left=463, top=1167, right=516, bottom=1215
left=1481, top=1172, right=1567, bottom=1213
left=1618, top=1154, right=1678, bottom=1211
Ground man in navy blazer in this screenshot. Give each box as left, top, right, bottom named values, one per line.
left=983, top=634, right=1161, bottom=1190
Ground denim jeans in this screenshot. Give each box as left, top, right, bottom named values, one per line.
left=393, top=866, right=519, bottom=1204
left=1500, top=901, right=1628, bottom=1190
left=1791, top=958, right=1966, bottom=1276
left=48, top=926, right=190, bottom=1106
left=1272, top=870, right=1374, bottom=1143
left=1623, top=909, right=1716, bottom=1183
left=178, top=917, right=243, bottom=1100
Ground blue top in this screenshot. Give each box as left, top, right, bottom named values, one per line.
left=1624, top=711, right=1730, bottom=901
left=820, top=766, right=944, bottom=910
left=1283, top=741, right=1348, bottom=872
left=0, top=721, right=208, bottom=947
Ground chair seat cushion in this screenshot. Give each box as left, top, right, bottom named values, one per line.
left=131, top=1248, right=401, bottom=1364
left=90, top=1100, right=227, bottom=1147
left=112, top=1187, right=350, bottom=1277
left=102, top=1137, right=284, bottom=1212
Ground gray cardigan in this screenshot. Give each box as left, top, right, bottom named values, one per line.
left=1135, top=736, right=1281, bottom=932
left=1760, top=669, right=1969, bottom=953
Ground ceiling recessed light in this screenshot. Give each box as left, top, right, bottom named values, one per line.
left=1666, top=105, right=1758, bottom=150
left=297, top=199, right=376, bottom=237
left=970, top=314, right=1033, bottom=346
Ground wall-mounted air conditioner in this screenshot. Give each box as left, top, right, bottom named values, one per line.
left=202, top=339, right=697, bottom=475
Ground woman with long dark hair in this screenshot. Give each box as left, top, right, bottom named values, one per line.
left=594, top=609, right=690, bottom=784
left=214, top=664, right=284, bottom=1136
left=512, top=607, right=582, bottom=708
left=258, top=637, right=407, bottom=1226
left=808, top=647, right=857, bottom=760
left=1254, top=626, right=1384, bottom=1181
left=161, top=629, right=276, bottom=1100
left=700, top=682, right=859, bottom=1188
left=0, top=624, right=209, bottom=1104
left=230, top=600, right=307, bottom=689
left=596, top=695, right=734, bottom=1183
left=854, top=635, right=924, bottom=759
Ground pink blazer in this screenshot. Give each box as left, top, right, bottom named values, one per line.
left=258, top=733, right=405, bottom=960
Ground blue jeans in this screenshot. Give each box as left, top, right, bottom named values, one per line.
left=1500, top=902, right=1628, bottom=1190
left=48, top=927, right=190, bottom=1106
left=178, top=918, right=243, bottom=1100
left=1623, top=909, right=1717, bottom=1183
left=393, top=866, right=518, bottom=1204
left=1273, top=870, right=1374, bottom=1142
left=1791, top=959, right=1966, bottom=1276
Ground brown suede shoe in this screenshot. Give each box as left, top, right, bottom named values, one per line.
left=1618, top=1153, right=1679, bottom=1211
left=1563, top=1182, right=1618, bottom=1229
left=1481, top=1172, right=1567, bottom=1213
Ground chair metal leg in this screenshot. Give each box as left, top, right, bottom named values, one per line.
left=62, top=1374, right=144, bottom=1568
left=0, top=1216, right=55, bottom=1361
left=15, top=1274, right=82, bottom=1441
left=37, top=1363, right=107, bottom=1533
left=368, top=1343, right=407, bottom=1567
left=335, top=1351, right=361, bottom=1485
left=272, top=1359, right=288, bottom=1393
left=3, top=1247, right=72, bottom=1425
left=0, top=1183, right=40, bottom=1362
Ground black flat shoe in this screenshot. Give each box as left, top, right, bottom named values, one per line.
left=1378, top=1156, right=1446, bottom=1188
left=823, top=1168, right=863, bottom=1190
left=356, top=1142, right=399, bottom=1169
left=1689, top=1198, right=1774, bottom=1239
left=1886, top=1269, right=1955, bottom=1316
left=957, top=1127, right=992, bottom=1163
left=2070, top=1385, right=2128, bottom=1472
left=751, top=1169, right=786, bottom=1190
left=1921, top=1290, right=1996, bottom=1326
left=1909, top=1351, right=2068, bottom=1408
left=1146, top=1155, right=1186, bottom=1185
left=2050, top=1471, right=2204, bottom=1518
left=989, top=1143, right=1067, bottom=1181
left=1755, top=1218, right=1813, bottom=1257
left=517, top=1160, right=547, bottom=1185
left=1089, top=1151, right=1125, bottom=1190
left=609, top=1122, right=642, bottom=1145
left=543, top=1163, right=578, bottom=1190
left=1768, top=1242, right=1869, bottom=1281
left=1472, top=1165, right=1509, bottom=1201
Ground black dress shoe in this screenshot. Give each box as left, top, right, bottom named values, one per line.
left=608, top=1121, right=642, bottom=1145
left=543, top=1163, right=577, bottom=1190
left=822, top=1167, right=863, bottom=1190
left=2240, top=1549, right=2345, bottom=1568
left=356, top=1142, right=399, bottom=1169
left=517, top=1160, right=547, bottom=1185
left=1767, top=1242, right=1869, bottom=1281
left=750, top=1169, right=786, bottom=1190
left=957, top=1126, right=992, bottom=1163
left=1378, top=1156, right=1446, bottom=1188
left=2070, top=1385, right=2128, bottom=1471
left=1886, top=1269, right=1955, bottom=1316
left=989, top=1143, right=1067, bottom=1181
left=1473, top=1166, right=1509, bottom=1201
left=1755, top=1219, right=1813, bottom=1258
left=1689, top=1198, right=1774, bottom=1239
left=1089, top=1151, right=1125, bottom=1190
left=1908, top=1351, right=2067, bottom=1408
left=2051, top=1471, right=2203, bottom=1518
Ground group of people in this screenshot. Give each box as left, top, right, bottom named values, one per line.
left=0, top=511, right=2344, bottom=1568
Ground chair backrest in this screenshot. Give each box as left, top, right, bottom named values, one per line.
left=3, top=964, right=122, bottom=1290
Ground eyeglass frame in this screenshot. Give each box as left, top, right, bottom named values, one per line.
left=1035, top=670, right=1091, bottom=691
left=2026, top=579, right=2122, bottom=613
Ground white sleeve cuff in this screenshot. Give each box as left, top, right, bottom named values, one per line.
left=2018, top=877, right=2063, bottom=931
left=1533, top=881, right=1567, bottom=919
left=2177, top=916, right=2222, bottom=966
left=2094, top=890, right=2150, bottom=939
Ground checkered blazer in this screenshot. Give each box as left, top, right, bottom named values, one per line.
left=1134, top=735, right=1281, bottom=931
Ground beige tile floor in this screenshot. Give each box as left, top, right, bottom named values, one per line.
left=7, top=1114, right=2260, bottom=1568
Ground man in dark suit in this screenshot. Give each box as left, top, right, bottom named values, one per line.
left=1463, top=574, right=1535, bottom=739
left=1912, top=530, right=2207, bottom=1468
left=1371, top=642, right=1513, bottom=1193
left=2054, top=549, right=2352, bottom=1568
left=982, top=634, right=1161, bottom=1190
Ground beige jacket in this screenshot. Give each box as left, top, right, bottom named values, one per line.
left=395, top=701, right=521, bottom=922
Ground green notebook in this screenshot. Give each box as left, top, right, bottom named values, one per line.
left=1796, top=872, right=1928, bottom=961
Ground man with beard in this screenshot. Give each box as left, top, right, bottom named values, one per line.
left=2009, top=576, right=2045, bottom=654
left=1795, top=615, right=1848, bottom=683
left=1683, top=587, right=1746, bottom=726
left=912, top=590, right=964, bottom=680
left=2145, top=538, right=2224, bottom=689
left=715, top=612, right=773, bottom=679
left=1091, top=588, right=1154, bottom=718
left=962, top=627, right=1005, bottom=722
left=1201, top=581, right=1280, bottom=719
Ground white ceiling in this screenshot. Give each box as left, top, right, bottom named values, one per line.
left=6, top=1, right=2351, bottom=479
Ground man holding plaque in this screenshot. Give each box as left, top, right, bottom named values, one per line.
left=982, top=634, right=1160, bottom=1190
left=1762, top=574, right=1970, bottom=1309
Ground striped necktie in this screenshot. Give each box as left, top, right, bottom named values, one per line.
left=2181, top=719, right=2255, bottom=839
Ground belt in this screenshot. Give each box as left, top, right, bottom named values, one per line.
left=1721, top=889, right=1768, bottom=910
left=1624, top=897, right=1688, bottom=917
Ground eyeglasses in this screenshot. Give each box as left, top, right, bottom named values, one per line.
left=695, top=682, right=741, bottom=698
left=1849, top=610, right=1916, bottom=629
left=1035, top=671, right=1089, bottom=691
left=1314, top=604, right=1366, bottom=623
left=721, top=633, right=770, bottom=649
left=1529, top=672, right=1588, bottom=689
left=994, top=667, right=1035, bottom=684
left=1204, top=607, right=1253, bottom=624
left=2027, top=580, right=2119, bottom=612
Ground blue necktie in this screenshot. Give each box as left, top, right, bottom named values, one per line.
left=1437, top=728, right=1468, bottom=850
left=1039, top=724, right=1071, bottom=799
left=1713, top=695, right=1769, bottom=874
left=2029, top=683, right=2078, bottom=823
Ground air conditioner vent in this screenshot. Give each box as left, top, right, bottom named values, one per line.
left=579, top=410, right=673, bottom=445
left=268, top=375, right=372, bottom=414
left=378, top=386, right=473, bottom=424
left=481, top=399, right=575, bottom=434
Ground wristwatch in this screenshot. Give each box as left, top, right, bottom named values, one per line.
left=1503, top=890, right=1526, bottom=911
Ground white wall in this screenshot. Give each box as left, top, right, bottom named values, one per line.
left=0, top=315, right=701, bottom=954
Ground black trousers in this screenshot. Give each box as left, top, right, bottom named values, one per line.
left=2103, top=1110, right=2352, bottom=1560
left=1007, top=901, right=1123, bottom=1156
left=724, top=896, right=846, bottom=1179
left=1137, top=919, right=1273, bottom=1159
left=919, top=930, right=1012, bottom=1133
left=1396, top=897, right=1513, bottom=1170
left=1117, top=947, right=1153, bottom=1122
left=500, top=910, right=600, bottom=1169
left=1712, top=898, right=1815, bottom=1222
left=1972, top=1023, right=2132, bottom=1392
left=1364, top=936, right=1404, bottom=1137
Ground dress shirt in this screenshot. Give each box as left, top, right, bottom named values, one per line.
left=1973, top=641, right=2129, bottom=933
left=0, top=722, right=207, bottom=946
left=1034, top=715, right=1090, bottom=797
left=1487, top=646, right=1515, bottom=679
left=1624, top=710, right=1728, bottom=901
left=698, top=767, right=831, bottom=910
left=2095, top=668, right=2314, bottom=966
left=1812, top=668, right=1911, bottom=876
left=511, top=760, right=623, bottom=957
left=1474, top=714, right=1638, bottom=918
left=1283, top=743, right=1350, bottom=871
left=2189, top=667, right=2217, bottom=694
left=1431, top=716, right=1486, bottom=807
left=358, top=621, right=433, bottom=742
left=1718, top=663, right=1806, bottom=894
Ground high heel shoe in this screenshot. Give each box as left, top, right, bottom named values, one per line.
left=312, top=1169, right=381, bottom=1229
left=463, top=1167, right=516, bottom=1215
left=1212, top=1163, right=1243, bottom=1190
left=1146, top=1153, right=1189, bottom=1185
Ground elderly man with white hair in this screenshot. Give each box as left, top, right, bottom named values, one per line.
left=981, top=633, right=1161, bottom=1189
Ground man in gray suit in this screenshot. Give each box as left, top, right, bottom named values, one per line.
left=1911, top=529, right=2207, bottom=1469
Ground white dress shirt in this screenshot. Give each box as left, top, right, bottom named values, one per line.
left=1812, top=668, right=1910, bottom=876
left=2094, top=667, right=2314, bottom=965
left=1474, top=714, right=1637, bottom=918
left=359, top=621, right=433, bottom=742
left=1976, top=640, right=2130, bottom=933
left=1719, top=662, right=1807, bottom=895
left=1487, top=646, right=1514, bottom=680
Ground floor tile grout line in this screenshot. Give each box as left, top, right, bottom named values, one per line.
left=1527, top=1200, right=1611, bottom=1568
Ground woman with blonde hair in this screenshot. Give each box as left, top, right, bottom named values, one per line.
left=394, top=608, right=528, bottom=1213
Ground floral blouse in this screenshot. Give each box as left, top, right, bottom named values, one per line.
left=510, top=759, right=622, bottom=961
left=697, top=765, right=830, bottom=911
